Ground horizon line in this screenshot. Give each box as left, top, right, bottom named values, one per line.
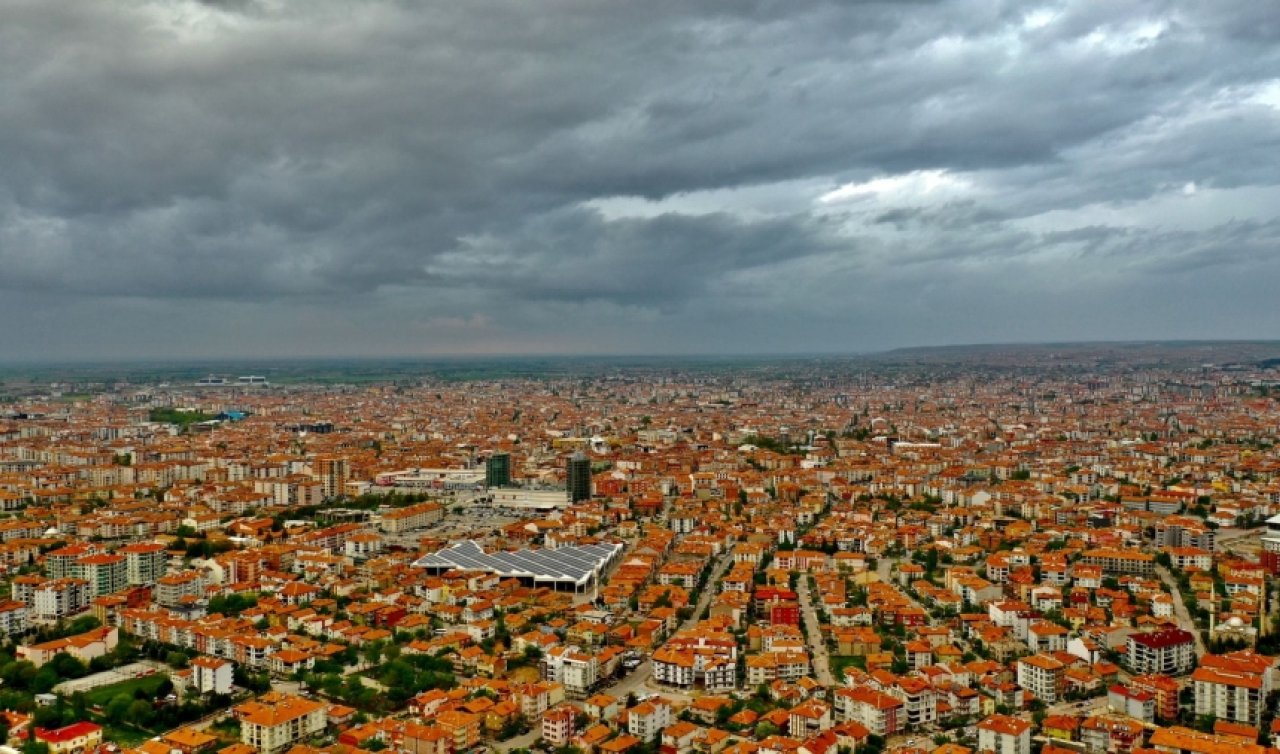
left=2, top=338, right=1280, bottom=369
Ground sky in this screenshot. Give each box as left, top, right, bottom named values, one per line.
left=2, top=0, right=1280, bottom=361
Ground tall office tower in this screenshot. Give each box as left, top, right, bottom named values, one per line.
left=567, top=451, right=591, bottom=503
left=486, top=452, right=511, bottom=488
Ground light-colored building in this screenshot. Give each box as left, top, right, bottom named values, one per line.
left=191, top=656, right=235, bottom=696
left=18, top=626, right=118, bottom=668
left=75, top=554, right=127, bottom=596
left=1127, top=629, right=1196, bottom=676
left=977, top=714, right=1031, bottom=754
left=1017, top=653, right=1066, bottom=703
left=31, top=579, right=92, bottom=621
left=236, top=693, right=327, bottom=754
left=0, top=600, right=29, bottom=636
left=832, top=687, right=902, bottom=736
left=156, top=571, right=205, bottom=609
left=378, top=502, right=444, bottom=534
left=627, top=698, right=673, bottom=742
left=542, top=705, right=577, bottom=748
left=543, top=645, right=599, bottom=699
left=489, top=488, right=571, bottom=510
left=120, top=542, right=169, bottom=586
left=1192, top=651, right=1277, bottom=727
left=33, top=722, right=103, bottom=754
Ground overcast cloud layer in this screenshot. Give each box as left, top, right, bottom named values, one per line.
left=2, top=0, right=1280, bottom=360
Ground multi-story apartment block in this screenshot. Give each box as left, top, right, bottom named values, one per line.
left=541, top=705, right=577, bottom=748
left=890, top=677, right=936, bottom=728
left=542, top=645, right=599, bottom=699
left=75, top=554, right=128, bottom=596
left=379, top=502, right=444, bottom=534
left=1017, top=653, right=1066, bottom=703
left=1127, top=629, right=1196, bottom=676
left=832, top=687, right=902, bottom=736
left=977, top=714, right=1032, bottom=754
left=1192, top=651, right=1277, bottom=727
left=45, top=544, right=97, bottom=580
left=626, top=698, right=672, bottom=742
left=0, top=600, right=29, bottom=636
left=156, top=571, right=205, bottom=608
left=312, top=456, right=349, bottom=499
left=1080, top=549, right=1155, bottom=576
left=120, top=542, right=168, bottom=586
left=191, top=656, right=235, bottom=695
left=32, top=578, right=93, bottom=621
left=237, top=694, right=327, bottom=754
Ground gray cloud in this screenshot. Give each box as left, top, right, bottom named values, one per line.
left=1, top=0, right=1279, bottom=359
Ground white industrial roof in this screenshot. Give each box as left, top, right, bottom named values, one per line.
left=413, top=539, right=622, bottom=585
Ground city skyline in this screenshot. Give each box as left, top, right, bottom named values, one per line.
left=3, top=0, right=1280, bottom=360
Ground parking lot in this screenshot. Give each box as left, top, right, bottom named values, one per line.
left=53, top=662, right=157, bottom=695
left=380, top=506, right=529, bottom=550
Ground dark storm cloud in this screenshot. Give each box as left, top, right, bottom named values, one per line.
left=1, top=0, right=1279, bottom=358
left=434, top=208, right=841, bottom=308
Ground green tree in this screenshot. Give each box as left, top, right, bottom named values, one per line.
left=48, top=653, right=86, bottom=680
left=105, top=693, right=133, bottom=725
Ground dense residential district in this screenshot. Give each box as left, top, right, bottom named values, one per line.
left=2, top=358, right=1280, bottom=754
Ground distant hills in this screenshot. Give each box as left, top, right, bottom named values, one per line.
left=865, top=340, right=1280, bottom=369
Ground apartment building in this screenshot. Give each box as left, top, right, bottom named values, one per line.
left=1149, top=726, right=1277, bottom=754
left=745, top=651, right=810, bottom=686
left=651, top=647, right=736, bottom=692
left=236, top=694, right=327, bottom=754
left=32, top=578, right=92, bottom=621
left=1127, top=628, right=1196, bottom=676
left=542, top=705, right=577, bottom=748
left=312, top=456, right=350, bottom=499
left=45, top=544, right=97, bottom=580
left=75, top=554, right=128, bottom=596
left=156, top=571, right=205, bottom=608
left=1017, top=653, right=1066, bottom=703
left=890, top=677, right=937, bottom=728
left=789, top=700, right=834, bottom=738
left=191, top=656, right=235, bottom=695
left=542, top=645, right=599, bottom=699
left=627, top=698, right=672, bottom=742
left=1131, top=674, right=1182, bottom=721
left=1192, top=651, right=1277, bottom=727
left=1080, top=549, right=1155, bottom=576
left=1107, top=685, right=1157, bottom=724
left=379, top=502, right=444, bottom=534
left=832, top=687, right=902, bottom=736
left=120, top=542, right=168, bottom=586
left=977, top=714, right=1032, bottom=754
left=19, top=626, right=118, bottom=668
left=0, top=600, right=29, bottom=636
left=1080, top=715, right=1145, bottom=754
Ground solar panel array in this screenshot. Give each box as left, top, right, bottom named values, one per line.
left=413, top=539, right=622, bottom=585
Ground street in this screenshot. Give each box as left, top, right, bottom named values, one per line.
left=1155, top=565, right=1207, bottom=657
left=795, top=574, right=835, bottom=685
left=681, top=550, right=736, bottom=631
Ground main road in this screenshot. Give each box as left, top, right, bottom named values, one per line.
left=1156, top=565, right=1208, bottom=658
left=681, top=549, right=736, bottom=630
left=795, top=574, right=835, bottom=685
